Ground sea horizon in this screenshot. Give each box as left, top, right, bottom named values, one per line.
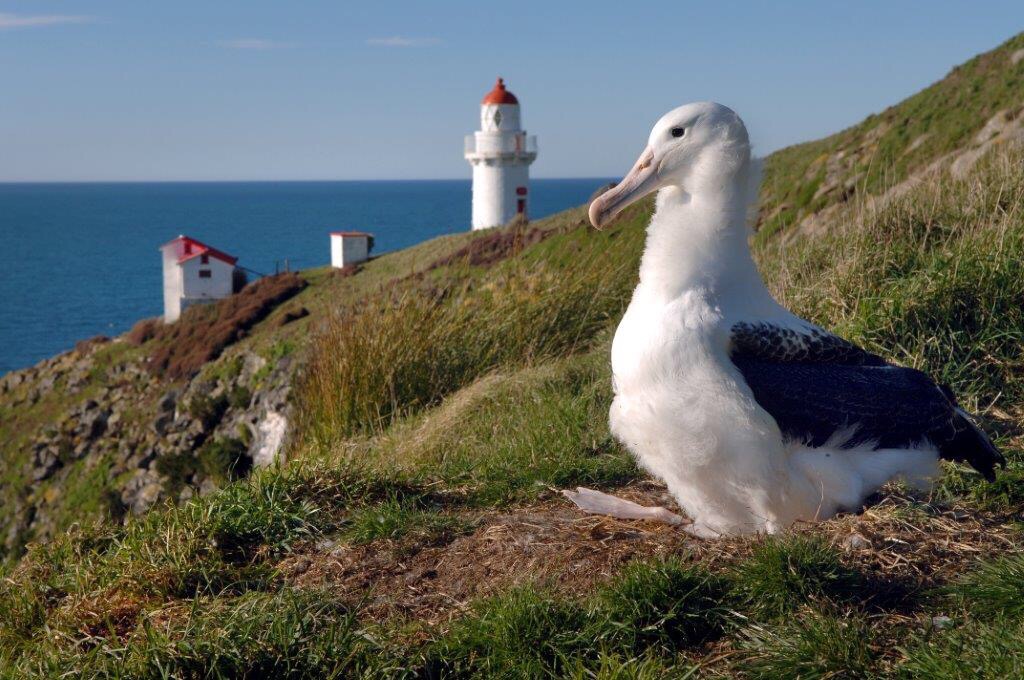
left=0, top=178, right=612, bottom=374
left=0, top=176, right=615, bottom=185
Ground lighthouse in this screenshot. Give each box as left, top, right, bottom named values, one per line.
left=464, top=77, right=538, bottom=230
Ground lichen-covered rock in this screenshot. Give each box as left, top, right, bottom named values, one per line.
left=2, top=338, right=302, bottom=558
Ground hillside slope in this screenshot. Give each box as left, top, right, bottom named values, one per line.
left=3, top=136, right=1024, bottom=678
left=759, top=31, right=1024, bottom=240
left=2, top=32, right=1024, bottom=677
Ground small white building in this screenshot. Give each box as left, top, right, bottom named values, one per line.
left=160, top=235, right=238, bottom=322
left=464, top=77, right=538, bottom=230
left=330, top=231, right=374, bottom=268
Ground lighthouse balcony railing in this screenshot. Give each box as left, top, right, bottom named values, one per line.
left=465, top=134, right=537, bottom=156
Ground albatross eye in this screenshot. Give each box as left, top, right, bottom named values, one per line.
left=671, top=127, right=686, bottom=138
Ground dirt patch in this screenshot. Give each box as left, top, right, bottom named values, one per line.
left=281, top=483, right=1021, bottom=628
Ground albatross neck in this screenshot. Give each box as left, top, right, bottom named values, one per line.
left=636, top=176, right=772, bottom=310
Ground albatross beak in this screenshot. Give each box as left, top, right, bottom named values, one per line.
left=589, top=146, right=661, bottom=229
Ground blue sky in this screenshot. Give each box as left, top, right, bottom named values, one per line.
left=2, top=1, right=1023, bottom=181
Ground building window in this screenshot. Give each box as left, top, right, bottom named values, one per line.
left=200, top=254, right=209, bottom=264
left=199, top=270, right=212, bottom=278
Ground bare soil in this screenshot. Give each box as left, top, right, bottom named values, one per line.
left=281, top=481, right=1022, bottom=629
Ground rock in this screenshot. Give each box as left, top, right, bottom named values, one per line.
left=843, top=533, right=871, bottom=550
left=316, top=538, right=339, bottom=552
left=37, top=375, right=57, bottom=396
left=198, top=478, right=219, bottom=497
left=121, top=472, right=164, bottom=515
left=81, top=409, right=109, bottom=440
left=157, top=390, right=178, bottom=413
left=930, top=615, right=954, bottom=630
left=30, top=444, right=62, bottom=482
left=252, top=410, right=288, bottom=467
left=152, top=413, right=173, bottom=436
left=73, top=441, right=91, bottom=459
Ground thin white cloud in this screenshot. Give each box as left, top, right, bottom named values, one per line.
left=366, top=36, right=441, bottom=48
left=0, top=13, right=92, bottom=29
left=218, top=38, right=293, bottom=50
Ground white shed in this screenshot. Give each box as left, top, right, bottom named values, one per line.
left=160, top=235, right=238, bottom=323
left=330, top=231, right=374, bottom=268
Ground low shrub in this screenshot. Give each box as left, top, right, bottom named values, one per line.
left=147, top=272, right=307, bottom=379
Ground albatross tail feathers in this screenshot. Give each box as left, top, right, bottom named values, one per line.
left=941, top=408, right=1007, bottom=482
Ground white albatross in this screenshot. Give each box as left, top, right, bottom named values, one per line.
left=564, top=102, right=1005, bottom=537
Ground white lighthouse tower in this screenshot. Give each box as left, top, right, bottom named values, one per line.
left=464, top=77, right=538, bottom=230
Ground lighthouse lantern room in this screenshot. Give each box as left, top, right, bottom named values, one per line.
left=464, top=78, right=538, bottom=230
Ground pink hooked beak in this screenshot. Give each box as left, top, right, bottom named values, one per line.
left=589, top=146, right=661, bottom=229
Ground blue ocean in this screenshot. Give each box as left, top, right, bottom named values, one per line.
left=0, top=179, right=611, bottom=375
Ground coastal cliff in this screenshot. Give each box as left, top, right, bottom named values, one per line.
left=1, top=32, right=1024, bottom=677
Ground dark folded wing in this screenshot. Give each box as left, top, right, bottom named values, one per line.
left=731, top=356, right=955, bottom=449
left=730, top=321, right=888, bottom=366
left=728, top=321, right=1006, bottom=479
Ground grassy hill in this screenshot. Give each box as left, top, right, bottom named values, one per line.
left=3, top=32, right=1024, bottom=678
left=758, top=31, right=1024, bottom=240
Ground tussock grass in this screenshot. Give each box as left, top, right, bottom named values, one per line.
left=295, top=204, right=648, bottom=450
left=946, top=553, right=1024, bottom=620
left=0, top=588, right=372, bottom=679
left=419, top=558, right=728, bottom=678
left=5, top=141, right=1024, bottom=675
left=422, top=586, right=594, bottom=678
left=734, top=613, right=878, bottom=680
left=341, top=497, right=471, bottom=545
left=594, top=558, right=730, bottom=653
left=343, top=349, right=639, bottom=506
left=730, top=535, right=864, bottom=620
left=296, top=261, right=634, bottom=446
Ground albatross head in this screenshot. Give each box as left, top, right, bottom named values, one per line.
left=589, top=102, right=751, bottom=229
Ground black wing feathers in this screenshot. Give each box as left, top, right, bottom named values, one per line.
left=729, top=322, right=1005, bottom=480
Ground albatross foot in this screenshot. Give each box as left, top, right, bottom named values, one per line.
left=561, top=487, right=689, bottom=526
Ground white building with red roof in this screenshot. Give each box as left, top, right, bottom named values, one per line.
left=329, top=231, right=374, bottom=269
left=464, top=77, right=538, bottom=230
left=160, top=235, right=238, bottom=322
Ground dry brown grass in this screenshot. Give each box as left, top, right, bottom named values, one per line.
left=143, top=272, right=306, bottom=379
left=126, top=318, right=160, bottom=346
left=281, top=479, right=1021, bottom=629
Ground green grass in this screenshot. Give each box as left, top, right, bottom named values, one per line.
left=734, top=613, right=878, bottom=680
left=294, top=209, right=646, bottom=447
left=4, top=48, right=1024, bottom=674
left=341, top=497, right=471, bottom=544
left=730, top=535, right=865, bottom=620
left=344, top=349, right=640, bottom=507
left=946, top=554, right=1024, bottom=620
left=759, top=31, right=1024, bottom=239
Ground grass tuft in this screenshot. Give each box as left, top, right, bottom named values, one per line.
left=730, top=535, right=864, bottom=620
left=734, top=613, right=878, bottom=680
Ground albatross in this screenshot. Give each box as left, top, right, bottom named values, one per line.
left=564, top=102, right=1005, bottom=537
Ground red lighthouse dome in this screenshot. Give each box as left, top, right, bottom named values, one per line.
left=481, top=77, right=519, bottom=105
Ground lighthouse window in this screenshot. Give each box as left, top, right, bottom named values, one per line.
left=200, top=254, right=209, bottom=264
left=493, top=109, right=502, bottom=127
left=198, top=270, right=212, bottom=278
